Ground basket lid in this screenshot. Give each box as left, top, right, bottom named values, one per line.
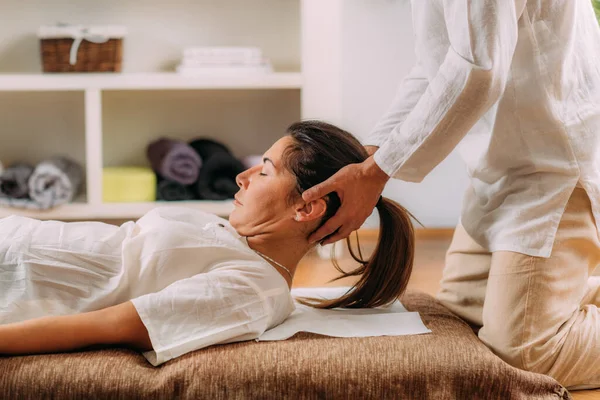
left=38, top=24, right=127, bottom=39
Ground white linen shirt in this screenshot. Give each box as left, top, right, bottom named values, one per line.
left=0, top=208, right=295, bottom=366
left=365, top=0, right=600, bottom=257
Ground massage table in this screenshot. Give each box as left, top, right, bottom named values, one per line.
left=0, top=290, right=570, bottom=399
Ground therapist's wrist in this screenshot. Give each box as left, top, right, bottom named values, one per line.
left=363, top=155, right=390, bottom=184
left=364, top=145, right=379, bottom=157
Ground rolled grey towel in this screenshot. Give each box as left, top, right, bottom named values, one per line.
left=0, top=163, right=34, bottom=199
left=147, top=138, right=202, bottom=185
left=28, top=157, right=84, bottom=209
left=0, top=196, right=41, bottom=209
left=0, top=157, right=83, bottom=210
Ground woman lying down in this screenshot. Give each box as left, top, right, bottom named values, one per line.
left=0, top=121, right=414, bottom=366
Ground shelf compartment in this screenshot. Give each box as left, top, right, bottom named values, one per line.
left=101, top=89, right=301, bottom=168
left=0, top=91, right=87, bottom=211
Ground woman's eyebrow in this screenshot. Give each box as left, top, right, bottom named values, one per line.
left=263, top=157, right=276, bottom=169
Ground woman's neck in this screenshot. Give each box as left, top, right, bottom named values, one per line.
left=245, top=233, right=309, bottom=288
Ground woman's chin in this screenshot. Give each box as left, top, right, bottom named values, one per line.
left=228, top=210, right=246, bottom=231
left=228, top=210, right=239, bottom=226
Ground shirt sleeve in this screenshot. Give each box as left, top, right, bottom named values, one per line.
left=129, top=269, right=271, bottom=366
left=363, top=62, right=429, bottom=148
left=374, top=0, right=527, bottom=182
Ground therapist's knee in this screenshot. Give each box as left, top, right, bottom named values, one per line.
left=477, top=319, right=553, bottom=375
left=478, top=325, right=529, bottom=371
left=436, top=285, right=485, bottom=327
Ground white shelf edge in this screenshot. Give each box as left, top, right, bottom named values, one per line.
left=0, top=200, right=235, bottom=220
left=0, top=72, right=303, bottom=91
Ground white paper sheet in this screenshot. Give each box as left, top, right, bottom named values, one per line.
left=257, top=286, right=431, bottom=341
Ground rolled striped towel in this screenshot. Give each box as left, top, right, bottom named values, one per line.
left=147, top=138, right=202, bottom=185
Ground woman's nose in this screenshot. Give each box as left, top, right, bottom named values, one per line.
left=236, top=172, right=246, bottom=189
left=237, top=165, right=260, bottom=188
left=236, top=168, right=252, bottom=189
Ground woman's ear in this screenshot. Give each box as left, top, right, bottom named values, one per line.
left=294, top=198, right=327, bottom=222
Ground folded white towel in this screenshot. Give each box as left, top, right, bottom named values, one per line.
left=180, top=56, right=264, bottom=67
left=176, top=63, right=273, bottom=76
left=183, top=46, right=262, bottom=60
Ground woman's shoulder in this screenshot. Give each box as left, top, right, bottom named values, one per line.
left=211, top=261, right=295, bottom=328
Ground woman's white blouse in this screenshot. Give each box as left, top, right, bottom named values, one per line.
left=0, top=207, right=295, bottom=366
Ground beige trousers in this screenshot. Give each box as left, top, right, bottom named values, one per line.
left=436, top=187, right=600, bottom=390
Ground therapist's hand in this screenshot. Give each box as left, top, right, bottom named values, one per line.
left=302, top=153, right=390, bottom=245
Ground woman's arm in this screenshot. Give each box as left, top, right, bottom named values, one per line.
left=0, top=301, right=152, bottom=356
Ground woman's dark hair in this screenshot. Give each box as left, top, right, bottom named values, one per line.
left=281, top=120, right=415, bottom=309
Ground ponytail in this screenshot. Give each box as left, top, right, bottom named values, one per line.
left=295, top=196, right=415, bottom=309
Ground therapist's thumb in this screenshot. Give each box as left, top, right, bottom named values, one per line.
left=302, top=178, right=335, bottom=203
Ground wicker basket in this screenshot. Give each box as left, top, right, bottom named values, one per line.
left=38, top=25, right=127, bottom=73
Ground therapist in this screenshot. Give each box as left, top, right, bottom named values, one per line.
left=302, top=0, right=600, bottom=389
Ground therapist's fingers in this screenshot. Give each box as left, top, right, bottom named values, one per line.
left=302, top=176, right=338, bottom=204
left=308, top=214, right=344, bottom=244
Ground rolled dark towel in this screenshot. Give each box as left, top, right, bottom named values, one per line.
left=188, top=139, right=231, bottom=160
left=195, top=152, right=246, bottom=200
left=156, top=175, right=196, bottom=201
left=0, top=163, right=34, bottom=199
left=213, top=176, right=240, bottom=195
left=189, top=138, right=245, bottom=200
left=147, top=138, right=202, bottom=185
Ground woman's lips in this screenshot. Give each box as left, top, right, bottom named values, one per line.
left=234, top=198, right=242, bottom=206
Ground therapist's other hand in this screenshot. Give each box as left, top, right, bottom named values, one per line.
left=302, top=155, right=390, bottom=245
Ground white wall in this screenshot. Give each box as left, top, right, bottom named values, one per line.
left=340, top=0, right=469, bottom=228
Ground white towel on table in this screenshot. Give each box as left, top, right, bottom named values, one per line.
left=257, top=286, right=431, bottom=341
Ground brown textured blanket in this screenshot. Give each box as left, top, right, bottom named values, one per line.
left=0, top=290, right=570, bottom=400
